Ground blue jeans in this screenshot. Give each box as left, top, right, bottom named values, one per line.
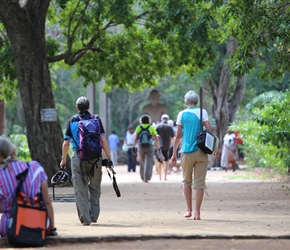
left=127, top=148, right=137, bottom=172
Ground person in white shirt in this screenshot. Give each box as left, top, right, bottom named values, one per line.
left=221, top=128, right=238, bottom=172
left=124, top=126, right=137, bottom=172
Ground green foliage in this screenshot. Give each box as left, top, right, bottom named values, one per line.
left=51, top=67, right=87, bottom=128
left=0, top=24, right=17, bottom=101
left=4, top=94, right=26, bottom=136
left=245, top=91, right=285, bottom=112
left=232, top=91, right=290, bottom=175
left=9, top=134, right=31, bottom=161
left=245, top=45, right=290, bottom=95
left=220, top=0, right=290, bottom=79
left=46, top=0, right=219, bottom=90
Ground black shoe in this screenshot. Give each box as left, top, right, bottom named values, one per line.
left=48, top=228, right=58, bottom=236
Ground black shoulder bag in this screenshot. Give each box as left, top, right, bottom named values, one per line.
left=196, top=88, right=215, bottom=154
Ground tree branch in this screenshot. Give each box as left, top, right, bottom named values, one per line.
left=67, top=0, right=82, bottom=51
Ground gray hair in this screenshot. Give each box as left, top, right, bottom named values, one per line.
left=184, top=90, right=199, bottom=105
left=0, top=137, right=16, bottom=168
left=76, top=96, right=90, bottom=111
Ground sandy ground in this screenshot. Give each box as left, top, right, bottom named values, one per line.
left=1, top=164, right=290, bottom=249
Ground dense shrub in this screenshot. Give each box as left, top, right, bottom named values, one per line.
left=10, top=134, right=31, bottom=161
left=232, top=91, right=290, bottom=175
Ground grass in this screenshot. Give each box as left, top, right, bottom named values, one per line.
left=228, top=173, right=269, bottom=180
left=227, top=167, right=280, bottom=181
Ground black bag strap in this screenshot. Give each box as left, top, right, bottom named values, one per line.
left=106, top=167, right=121, bottom=197
left=140, top=124, right=150, bottom=132
left=15, top=163, right=29, bottom=194
left=199, top=87, right=203, bottom=132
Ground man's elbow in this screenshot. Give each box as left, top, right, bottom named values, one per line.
left=63, top=139, right=70, bottom=146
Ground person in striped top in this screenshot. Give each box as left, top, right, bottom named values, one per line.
left=0, top=137, right=57, bottom=237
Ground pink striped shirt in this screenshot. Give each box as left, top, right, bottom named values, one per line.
left=0, top=160, right=47, bottom=237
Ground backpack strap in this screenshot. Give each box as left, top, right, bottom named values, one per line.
left=89, top=159, right=100, bottom=177
left=139, top=125, right=151, bottom=135
left=140, top=124, right=150, bottom=131
left=91, top=114, right=101, bottom=134
left=72, top=115, right=81, bottom=121
left=88, top=114, right=101, bottom=177
left=15, top=163, right=29, bottom=195
left=71, top=115, right=81, bottom=149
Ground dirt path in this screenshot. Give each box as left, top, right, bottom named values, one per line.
left=46, top=238, right=290, bottom=250
left=2, top=165, right=290, bottom=249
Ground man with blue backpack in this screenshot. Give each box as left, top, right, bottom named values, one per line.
left=60, top=96, right=112, bottom=226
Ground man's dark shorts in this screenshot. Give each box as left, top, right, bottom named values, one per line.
left=162, top=150, right=169, bottom=161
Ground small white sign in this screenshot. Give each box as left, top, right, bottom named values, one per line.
left=41, top=108, right=57, bottom=122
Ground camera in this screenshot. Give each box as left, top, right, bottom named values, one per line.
left=102, top=159, right=113, bottom=167
left=132, top=147, right=137, bottom=154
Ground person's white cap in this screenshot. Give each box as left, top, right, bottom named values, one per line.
left=161, top=114, right=169, bottom=120
left=168, top=119, right=174, bottom=126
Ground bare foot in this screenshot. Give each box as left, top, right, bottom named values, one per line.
left=184, top=211, right=192, bottom=218
left=194, top=214, right=201, bottom=220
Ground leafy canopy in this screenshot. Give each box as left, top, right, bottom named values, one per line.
left=46, top=0, right=219, bottom=91
left=220, top=0, right=290, bottom=79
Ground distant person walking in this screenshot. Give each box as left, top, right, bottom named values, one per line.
left=133, top=115, right=160, bottom=182
left=234, top=131, right=244, bottom=163
left=60, top=96, right=112, bottom=226
left=124, top=126, right=137, bottom=172
left=168, top=119, right=181, bottom=173
left=221, top=129, right=238, bottom=172
left=156, top=114, right=175, bottom=180
left=108, top=131, right=120, bottom=166
left=171, top=90, right=215, bottom=220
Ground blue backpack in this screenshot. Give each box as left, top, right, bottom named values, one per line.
left=72, top=114, right=102, bottom=161
left=138, top=125, right=152, bottom=147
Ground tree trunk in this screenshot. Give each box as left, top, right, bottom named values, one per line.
left=206, top=38, right=246, bottom=167
left=228, top=75, right=246, bottom=123
left=0, top=1, right=68, bottom=182
left=0, top=99, right=5, bottom=135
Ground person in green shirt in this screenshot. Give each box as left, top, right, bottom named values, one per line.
left=133, top=115, right=160, bottom=182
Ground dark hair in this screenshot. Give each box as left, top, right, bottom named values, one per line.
left=141, top=115, right=150, bottom=124
left=149, top=89, right=159, bottom=96
left=76, top=96, right=90, bottom=111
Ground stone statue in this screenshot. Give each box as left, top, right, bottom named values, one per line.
left=142, top=89, right=168, bottom=123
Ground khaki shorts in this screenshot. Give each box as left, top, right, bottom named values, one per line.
left=181, top=150, right=208, bottom=189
